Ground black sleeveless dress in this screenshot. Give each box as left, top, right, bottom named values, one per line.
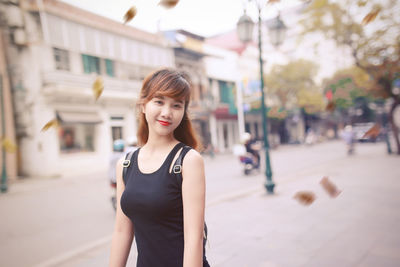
left=120, top=142, right=210, bottom=267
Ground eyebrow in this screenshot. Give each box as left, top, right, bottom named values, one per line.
left=154, top=95, right=184, bottom=104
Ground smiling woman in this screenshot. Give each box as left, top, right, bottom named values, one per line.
left=136, top=69, right=200, bottom=149
left=109, top=68, right=210, bottom=267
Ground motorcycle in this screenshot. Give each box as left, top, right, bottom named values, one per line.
left=233, top=143, right=260, bottom=175
left=239, top=154, right=260, bottom=175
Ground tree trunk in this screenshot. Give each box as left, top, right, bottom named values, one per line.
left=389, top=99, right=400, bottom=155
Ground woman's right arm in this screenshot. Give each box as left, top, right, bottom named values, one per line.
left=109, top=157, right=134, bottom=267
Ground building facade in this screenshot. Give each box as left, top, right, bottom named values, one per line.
left=1, top=0, right=174, bottom=177
left=163, top=30, right=213, bottom=149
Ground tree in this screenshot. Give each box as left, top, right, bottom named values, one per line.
left=323, top=66, right=371, bottom=109
left=323, top=66, right=378, bottom=124
left=300, top=0, right=400, bottom=154
left=264, top=59, right=325, bottom=114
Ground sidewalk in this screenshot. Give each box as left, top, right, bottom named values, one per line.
left=1, top=142, right=399, bottom=267
left=206, top=143, right=400, bottom=267
left=52, top=142, right=400, bottom=267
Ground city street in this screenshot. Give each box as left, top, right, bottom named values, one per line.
left=1, top=140, right=399, bottom=267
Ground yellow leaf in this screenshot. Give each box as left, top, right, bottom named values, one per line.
left=1, top=137, right=17, bottom=153
left=158, top=0, right=179, bottom=9
left=41, top=119, right=60, bottom=132
left=92, top=76, right=104, bottom=101
left=123, top=6, right=137, bottom=24
left=357, top=0, right=367, bottom=7
left=362, top=8, right=380, bottom=25
left=311, top=0, right=327, bottom=9
left=267, top=0, right=280, bottom=4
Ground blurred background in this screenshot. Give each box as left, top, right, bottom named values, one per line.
left=0, top=0, right=399, bottom=266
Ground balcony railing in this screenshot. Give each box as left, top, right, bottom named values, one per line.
left=42, top=71, right=142, bottom=99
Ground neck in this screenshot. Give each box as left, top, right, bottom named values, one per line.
left=144, top=132, right=178, bottom=151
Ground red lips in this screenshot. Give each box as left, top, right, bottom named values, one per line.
left=158, top=120, right=171, bottom=126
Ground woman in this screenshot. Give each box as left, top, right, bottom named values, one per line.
left=109, top=68, right=210, bottom=267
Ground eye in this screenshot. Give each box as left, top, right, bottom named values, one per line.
left=154, top=99, right=163, bottom=105
left=174, top=103, right=183, bottom=109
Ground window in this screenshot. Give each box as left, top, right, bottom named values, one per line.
left=105, top=59, right=114, bottom=77
left=82, top=54, right=115, bottom=77
left=53, top=48, right=70, bottom=71
left=218, top=81, right=231, bottom=104
left=59, top=124, right=95, bottom=153
left=82, top=54, right=100, bottom=74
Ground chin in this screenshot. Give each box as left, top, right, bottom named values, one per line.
left=153, top=127, right=175, bottom=137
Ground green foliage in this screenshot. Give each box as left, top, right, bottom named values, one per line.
left=323, top=66, right=373, bottom=109
left=300, top=0, right=400, bottom=100
left=264, top=59, right=324, bottom=114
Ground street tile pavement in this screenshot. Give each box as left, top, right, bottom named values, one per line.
left=205, top=144, right=400, bottom=267
left=6, top=142, right=399, bottom=267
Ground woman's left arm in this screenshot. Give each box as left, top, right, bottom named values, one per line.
left=182, top=150, right=206, bottom=267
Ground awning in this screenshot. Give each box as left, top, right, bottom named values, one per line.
left=57, top=111, right=102, bottom=124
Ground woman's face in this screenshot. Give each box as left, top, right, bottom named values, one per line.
left=142, top=95, right=185, bottom=137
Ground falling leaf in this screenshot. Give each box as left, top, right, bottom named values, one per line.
left=362, top=123, right=381, bottom=139
left=293, top=191, right=316, bottom=206
left=362, top=8, right=381, bottom=25
left=311, top=0, right=327, bottom=9
left=92, top=76, right=104, bottom=101
left=357, top=0, right=367, bottom=7
left=123, top=6, right=137, bottom=24
left=158, top=0, right=179, bottom=9
left=41, top=119, right=60, bottom=132
left=1, top=137, right=17, bottom=153
left=326, top=101, right=336, bottom=112
left=320, top=176, right=341, bottom=198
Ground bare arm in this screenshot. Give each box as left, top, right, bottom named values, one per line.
left=109, top=157, right=134, bottom=267
left=182, top=150, right=206, bottom=267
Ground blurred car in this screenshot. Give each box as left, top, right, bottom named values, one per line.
left=353, top=122, right=380, bottom=142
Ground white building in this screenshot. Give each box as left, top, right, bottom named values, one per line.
left=203, top=42, right=241, bottom=153
left=1, top=0, right=174, bottom=177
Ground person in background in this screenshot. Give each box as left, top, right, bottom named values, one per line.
left=340, top=125, right=356, bottom=155
left=109, top=139, right=125, bottom=185
left=109, top=139, right=125, bottom=210
left=242, top=132, right=261, bottom=169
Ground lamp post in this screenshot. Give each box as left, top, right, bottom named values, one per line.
left=0, top=75, right=7, bottom=193
left=237, top=1, right=287, bottom=194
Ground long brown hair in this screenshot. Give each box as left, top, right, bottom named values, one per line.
left=136, top=68, right=202, bottom=151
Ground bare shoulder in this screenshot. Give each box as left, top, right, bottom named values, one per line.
left=183, top=149, right=204, bottom=168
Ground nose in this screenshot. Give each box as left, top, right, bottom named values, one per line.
left=161, top=105, right=172, bottom=118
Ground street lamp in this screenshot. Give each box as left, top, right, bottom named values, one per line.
left=0, top=75, right=7, bottom=193
left=237, top=1, right=287, bottom=194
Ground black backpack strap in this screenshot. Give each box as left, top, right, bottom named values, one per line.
left=171, top=145, right=192, bottom=175
left=171, top=146, right=208, bottom=244
left=122, top=150, right=134, bottom=185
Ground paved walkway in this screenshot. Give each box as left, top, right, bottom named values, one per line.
left=205, top=143, right=400, bottom=267
left=1, top=141, right=399, bottom=266
left=60, top=142, right=400, bottom=267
